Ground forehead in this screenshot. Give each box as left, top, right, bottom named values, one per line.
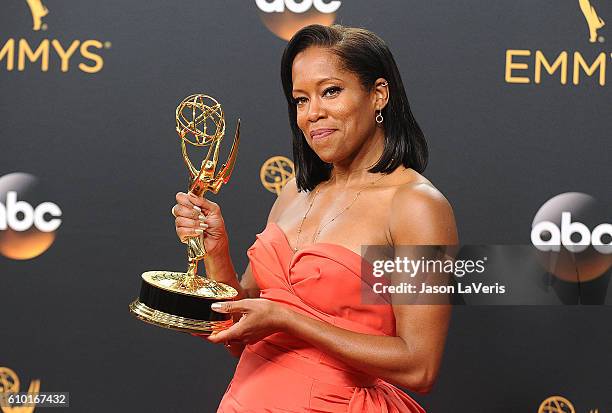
left=291, top=47, right=352, bottom=87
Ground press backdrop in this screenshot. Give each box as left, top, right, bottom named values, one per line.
left=1, top=1, right=611, bottom=412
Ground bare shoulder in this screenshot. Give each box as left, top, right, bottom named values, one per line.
left=389, top=173, right=458, bottom=245
left=267, top=176, right=300, bottom=223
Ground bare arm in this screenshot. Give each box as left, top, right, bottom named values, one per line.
left=280, top=183, right=456, bottom=392
left=210, top=182, right=458, bottom=392
left=238, top=177, right=298, bottom=298
left=234, top=176, right=300, bottom=299
left=207, top=178, right=297, bottom=357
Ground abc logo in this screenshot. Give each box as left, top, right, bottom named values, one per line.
left=256, top=0, right=341, bottom=13
left=255, top=0, right=341, bottom=41
left=532, top=212, right=612, bottom=254
left=0, top=172, right=62, bottom=260
left=531, top=192, right=612, bottom=282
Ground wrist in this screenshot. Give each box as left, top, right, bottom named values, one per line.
left=275, top=304, right=294, bottom=333
left=207, top=234, right=230, bottom=259
left=204, top=246, right=236, bottom=283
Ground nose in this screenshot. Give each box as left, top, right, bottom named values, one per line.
left=306, top=97, right=325, bottom=123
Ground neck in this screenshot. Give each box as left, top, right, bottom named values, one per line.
left=329, top=130, right=385, bottom=188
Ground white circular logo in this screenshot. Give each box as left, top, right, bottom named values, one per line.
left=0, top=172, right=62, bottom=260
left=256, top=0, right=341, bottom=14
left=255, top=0, right=341, bottom=41
left=531, top=192, right=612, bottom=282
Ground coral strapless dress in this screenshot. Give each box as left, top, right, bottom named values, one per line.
left=217, top=222, right=425, bottom=413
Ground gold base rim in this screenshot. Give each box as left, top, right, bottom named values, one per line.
left=141, top=270, right=239, bottom=299
left=129, top=299, right=233, bottom=335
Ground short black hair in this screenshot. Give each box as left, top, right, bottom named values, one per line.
left=280, top=24, right=428, bottom=192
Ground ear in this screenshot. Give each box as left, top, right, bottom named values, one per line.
left=373, top=78, right=389, bottom=111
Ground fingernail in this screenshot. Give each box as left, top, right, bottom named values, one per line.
left=199, top=223, right=208, bottom=229
left=211, top=302, right=223, bottom=310
left=198, top=214, right=205, bottom=221
left=193, top=205, right=201, bottom=212
left=195, top=229, right=203, bottom=235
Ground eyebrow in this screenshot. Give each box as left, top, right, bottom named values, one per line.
left=292, top=77, right=343, bottom=94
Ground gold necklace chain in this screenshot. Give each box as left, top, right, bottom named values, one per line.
left=293, top=173, right=387, bottom=253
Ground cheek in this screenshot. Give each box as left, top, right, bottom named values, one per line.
left=295, top=109, right=308, bottom=131
left=337, top=103, right=371, bottom=137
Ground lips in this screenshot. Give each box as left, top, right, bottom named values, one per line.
left=310, top=128, right=336, bottom=140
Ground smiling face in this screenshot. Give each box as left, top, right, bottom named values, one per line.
left=291, top=46, right=386, bottom=165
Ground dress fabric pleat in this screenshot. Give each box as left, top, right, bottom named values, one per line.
left=217, top=222, right=425, bottom=413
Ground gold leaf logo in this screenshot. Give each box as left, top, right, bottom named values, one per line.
left=260, top=156, right=294, bottom=195
left=579, top=0, right=605, bottom=42
left=25, top=0, right=49, bottom=31
left=538, top=396, right=576, bottom=413
left=0, top=367, right=40, bottom=413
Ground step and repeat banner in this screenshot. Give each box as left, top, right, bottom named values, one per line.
left=1, top=1, right=610, bottom=412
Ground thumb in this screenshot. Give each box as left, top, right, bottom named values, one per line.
left=211, top=299, right=249, bottom=314
left=207, top=328, right=234, bottom=343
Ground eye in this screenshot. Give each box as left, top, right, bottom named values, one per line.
left=293, top=96, right=308, bottom=106
left=323, top=86, right=342, bottom=97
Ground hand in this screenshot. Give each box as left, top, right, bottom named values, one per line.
left=206, top=299, right=290, bottom=345
left=172, top=191, right=228, bottom=257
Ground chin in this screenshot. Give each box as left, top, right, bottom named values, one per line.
left=307, top=144, right=330, bottom=162
left=313, top=151, right=339, bottom=165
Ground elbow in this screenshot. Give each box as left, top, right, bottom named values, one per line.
left=391, top=338, right=446, bottom=394
left=397, top=366, right=438, bottom=395
left=413, top=382, right=434, bottom=395
left=412, top=371, right=436, bottom=395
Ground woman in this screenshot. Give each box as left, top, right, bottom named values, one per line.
left=172, top=24, right=458, bottom=412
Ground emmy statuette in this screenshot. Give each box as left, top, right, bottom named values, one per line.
left=129, top=94, right=240, bottom=335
